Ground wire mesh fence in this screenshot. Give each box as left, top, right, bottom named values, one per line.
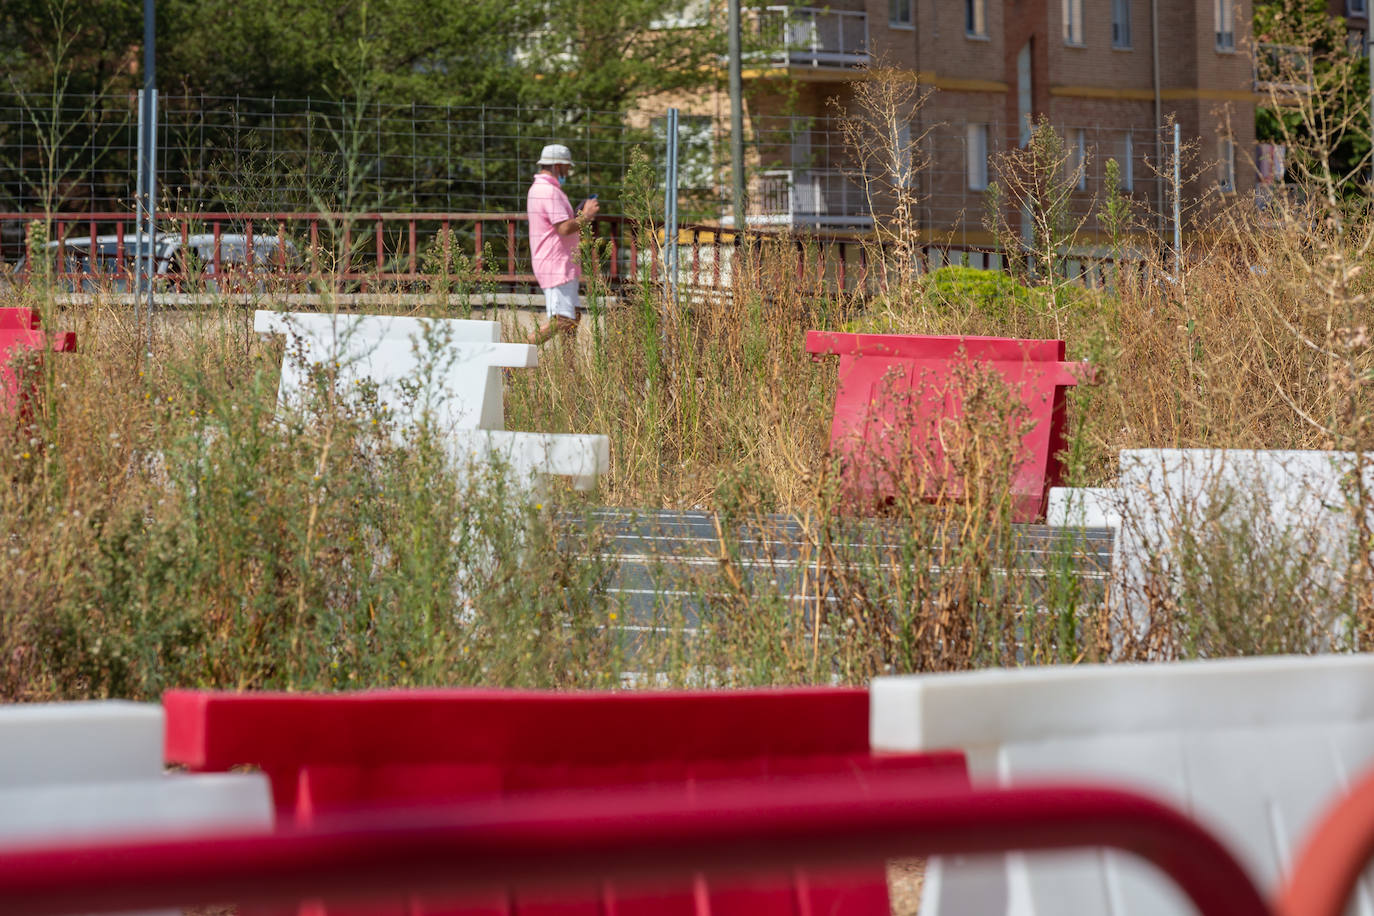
left=0, top=91, right=1184, bottom=267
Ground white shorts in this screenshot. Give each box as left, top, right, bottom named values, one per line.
left=543, top=279, right=580, bottom=320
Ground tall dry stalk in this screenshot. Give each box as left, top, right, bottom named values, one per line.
left=832, top=63, right=933, bottom=301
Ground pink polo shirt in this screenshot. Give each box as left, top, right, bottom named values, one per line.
left=527, top=172, right=581, bottom=290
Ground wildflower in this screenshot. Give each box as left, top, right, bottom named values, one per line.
left=21, top=452, right=29, bottom=460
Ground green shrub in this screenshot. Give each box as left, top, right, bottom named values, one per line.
left=925, top=265, right=1039, bottom=321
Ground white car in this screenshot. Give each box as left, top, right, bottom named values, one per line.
left=10, top=232, right=301, bottom=292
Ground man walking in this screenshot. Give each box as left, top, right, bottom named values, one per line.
left=526, top=144, right=599, bottom=345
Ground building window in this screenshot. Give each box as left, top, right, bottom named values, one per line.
left=1069, top=129, right=1087, bottom=190
left=1112, top=0, right=1132, bottom=48
left=1063, top=0, right=1084, bottom=44
left=1122, top=131, right=1134, bottom=190
left=967, top=124, right=989, bottom=190
left=966, top=0, right=986, bottom=37
left=890, top=0, right=913, bottom=27
left=1351, top=0, right=1368, bottom=16
left=1216, top=0, right=1234, bottom=51
left=1219, top=136, right=1236, bottom=192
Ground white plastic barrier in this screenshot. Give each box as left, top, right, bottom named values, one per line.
left=0, top=773, right=273, bottom=846
left=0, top=701, right=275, bottom=916
left=1046, top=449, right=1371, bottom=642
left=255, top=311, right=610, bottom=490
left=0, top=701, right=163, bottom=787
left=453, top=430, right=611, bottom=493
left=871, top=655, right=1374, bottom=916
left=255, top=311, right=521, bottom=431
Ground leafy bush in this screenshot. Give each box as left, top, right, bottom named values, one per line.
left=925, top=265, right=1038, bottom=321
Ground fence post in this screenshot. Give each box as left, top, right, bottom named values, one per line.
left=146, top=88, right=157, bottom=358
left=663, top=107, right=680, bottom=309
left=1172, top=121, right=1181, bottom=280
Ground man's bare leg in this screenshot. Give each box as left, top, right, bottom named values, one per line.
left=528, top=314, right=579, bottom=346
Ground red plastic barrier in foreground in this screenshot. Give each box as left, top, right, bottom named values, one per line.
left=806, top=332, right=1090, bottom=522
left=0, top=307, right=76, bottom=420
left=0, top=775, right=1272, bottom=916
left=164, top=688, right=966, bottom=916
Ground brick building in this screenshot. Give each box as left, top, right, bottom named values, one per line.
left=708, top=0, right=1269, bottom=247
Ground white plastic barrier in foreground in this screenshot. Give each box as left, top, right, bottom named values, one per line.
left=871, top=655, right=1374, bottom=916
left=255, top=311, right=610, bottom=490
left=0, top=701, right=274, bottom=916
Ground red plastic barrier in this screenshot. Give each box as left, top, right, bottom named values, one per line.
left=1277, top=762, right=1374, bottom=916
left=0, top=775, right=1272, bottom=916
left=164, top=688, right=966, bottom=916
left=0, top=307, right=76, bottom=420
left=806, top=332, right=1090, bottom=522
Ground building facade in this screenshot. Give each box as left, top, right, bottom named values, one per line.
left=720, top=0, right=1265, bottom=247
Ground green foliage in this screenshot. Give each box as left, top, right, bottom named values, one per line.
left=924, top=265, right=1038, bottom=322
left=1254, top=0, right=1370, bottom=191
left=1, top=312, right=624, bottom=699
left=1100, top=158, right=1133, bottom=257
left=2, top=0, right=725, bottom=111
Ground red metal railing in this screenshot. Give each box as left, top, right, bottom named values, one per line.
left=0, top=211, right=640, bottom=293
left=1277, top=762, right=1374, bottom=916
left=0, top=775, right=1270, bottom=916
left=0, top=211, right=1005, bottom=298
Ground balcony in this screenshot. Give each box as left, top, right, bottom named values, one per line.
left=748, top=169, right=872, bottom=229
left=1254, top=43, right=1312, bottom=94
left=751, top=7, right=870, bottom=71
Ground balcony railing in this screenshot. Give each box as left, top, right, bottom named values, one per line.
left=750, top=169, right=872, bottom=228
left=1254, top=43, right=1313, bottom=93
left=752, top=7, right=870, bottom=69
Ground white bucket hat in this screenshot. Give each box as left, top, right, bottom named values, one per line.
left=537, top=143, right=574, bottom=167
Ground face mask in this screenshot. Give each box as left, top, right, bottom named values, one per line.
left=557, top=172, right=568, bottom=187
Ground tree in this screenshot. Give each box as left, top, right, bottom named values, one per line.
left=1253, top=0, right=1369, bottom=191
left=518, top=0, right=725, bottom=111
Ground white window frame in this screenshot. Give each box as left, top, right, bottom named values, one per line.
left=1122, top=131, right=1134, bottom=191
left=967, top=124, right=989, bottom=191
left=966, top=0, right=987, bottom=37
left=1112, top=0, right=1132, bottom=48
left=1219, top=136, right=1236, bottom=193
left=1350, top=0, right=1368, bottom=17
left=1063, top=0, right=1084, bottom=45
left=1216, top=0, right=1235, bottom=51
left=890, top=0, right=913, bottom=28
left=1069, top=129, right=1087, bottom=190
